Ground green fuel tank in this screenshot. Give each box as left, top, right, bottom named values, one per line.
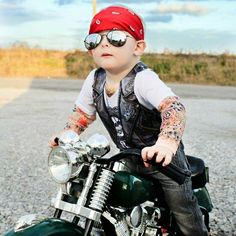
left=108, top=171, right=156, bottom=208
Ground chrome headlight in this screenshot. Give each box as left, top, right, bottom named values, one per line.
left=48, top=147, right=72, bottom=184
left=59, top=130, right=80, bottom=145
left=87, top=134, right=110, bottom=158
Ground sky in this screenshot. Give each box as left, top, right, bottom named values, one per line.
left=1, top=0, right=236, bottom=54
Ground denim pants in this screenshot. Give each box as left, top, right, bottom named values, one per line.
left=122, top=145, right=208, bottom=236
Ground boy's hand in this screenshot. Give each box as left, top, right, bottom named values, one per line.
left=141, top=144, right=174, bottom=168
left=49, top=135, right=59, bottom=148
left=141, top=137, right=178, bottom=168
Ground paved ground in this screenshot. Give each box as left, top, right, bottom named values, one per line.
left=0, top=78, right=235, bottom=235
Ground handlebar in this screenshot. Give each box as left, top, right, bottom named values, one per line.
left=96, top=148, right=191, bottom=185
left=54, top=137, right=59, bottom=145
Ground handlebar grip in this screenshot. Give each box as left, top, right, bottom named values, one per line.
left=146, top=157, right=191, bottom=185
left=96, top=148, right=191, bottom=185
left=54, top=137, right=59, bottom=145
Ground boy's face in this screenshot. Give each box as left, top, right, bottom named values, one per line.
left=87, top=30, right=145, bottom=73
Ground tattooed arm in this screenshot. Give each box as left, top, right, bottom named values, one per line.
left=65, top=106, right=96, bottom=134
left=157, top=96, right=186, bottom=150
left=142, top=96, right=186, bottom=167
left=49, top=106, right=96, bottom=147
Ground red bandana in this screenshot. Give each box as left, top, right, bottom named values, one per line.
left=89, top=6, right=144, bottom=40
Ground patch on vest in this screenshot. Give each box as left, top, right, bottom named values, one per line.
left=125, top=78, right=134, bottom=94
left=122, top=103, right=136, bottom=121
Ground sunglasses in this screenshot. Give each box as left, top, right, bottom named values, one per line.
left=84, top=30, right=133, bottom=50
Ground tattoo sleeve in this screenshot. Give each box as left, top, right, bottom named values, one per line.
left=158, top=96, right=186, bottom=145
left=65, top=106, right=96, bottom=134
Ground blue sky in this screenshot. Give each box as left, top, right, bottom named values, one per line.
left=1, top=0, right=236, bottom=54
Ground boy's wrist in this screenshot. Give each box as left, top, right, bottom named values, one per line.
left=64, top=123, right=85, bottom=134
left=155, top=136, right=179, bottom=155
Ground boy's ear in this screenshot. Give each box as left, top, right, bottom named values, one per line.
left=134, top=40, right=146, bottom=56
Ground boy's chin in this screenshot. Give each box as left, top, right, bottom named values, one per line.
left=96, top=60, right=134, bottom=73
left=98, top=62, right=117, bottom=70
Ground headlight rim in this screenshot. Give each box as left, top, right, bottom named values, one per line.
left=48, top=146, right=72, bottom=184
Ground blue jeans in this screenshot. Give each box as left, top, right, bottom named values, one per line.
left=124, top=144, right=208, bottom=236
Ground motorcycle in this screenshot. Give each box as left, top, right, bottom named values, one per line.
left=5, top=130, right=213, bottom=236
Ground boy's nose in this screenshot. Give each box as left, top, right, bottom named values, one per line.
left=100, top=35, right=110, bottom=47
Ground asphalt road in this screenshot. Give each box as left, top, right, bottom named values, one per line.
left=0, top=78, right=236, bottom=235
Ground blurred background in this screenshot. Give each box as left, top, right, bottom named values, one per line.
left=0, top=0, right=236, bottom=85
left=1, top=1, right=236, bottom=235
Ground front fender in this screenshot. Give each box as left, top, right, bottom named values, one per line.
left=5, top=218, right=84, bottom=236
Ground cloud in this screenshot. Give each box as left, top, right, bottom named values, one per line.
left=115, top=0, right=158, bottom=2
left=0, top=0, right=25, bottom=4
left=0, top=1, right=25, bottom=9
left=0, top=4, right=54, bottom=26
left=154, top=3, right=209, bottom=16
left=82, top=0, right=159, bottom=3
left=146, top=28, right=236, bottom=53
left=0, top=3, right=17, bottom=9
left=54, top=0, right=152, bottom=6
left=176, top=0, right=208, bottom=1
left=54, top=0, right=75, bottom=6
left=144, top=14, right=172, bottom=23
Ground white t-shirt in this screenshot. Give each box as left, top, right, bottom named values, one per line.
left=75, top=68, right=175, bottom=115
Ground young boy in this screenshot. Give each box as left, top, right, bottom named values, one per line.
left=50, top=5, right=208, bottom=236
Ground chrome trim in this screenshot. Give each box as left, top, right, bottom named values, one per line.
left=14, top=214, right=43, bottom=232
left=114, top=219, right=130, bottom=236
left=87, top=134, right=110, bottom=158
left=77, top=163, right=97, bottom=206
left=51, top=163, right=101, bottom=222
left=51, top=198, right=101, bottom=222
left=59, top=130, right=80, bottom=145
left=89, top=169, right=114, bottom=211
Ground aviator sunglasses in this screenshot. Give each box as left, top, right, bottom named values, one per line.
left=84, top=30, right=133, bottom=50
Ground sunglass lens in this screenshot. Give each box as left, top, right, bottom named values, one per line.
left=107, top=31, right=127, bottom=47
left=84, top=34, right=101, bottom=50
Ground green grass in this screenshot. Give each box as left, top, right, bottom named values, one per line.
left=1, top=46, right=235, bottom=86
left=64, top=51, right=236, bottom=85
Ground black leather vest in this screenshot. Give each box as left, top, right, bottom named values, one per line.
left=92, top=62, right=162, bottom=150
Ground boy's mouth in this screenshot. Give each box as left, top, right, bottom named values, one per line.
left=101, top=53, right=113, bottom=57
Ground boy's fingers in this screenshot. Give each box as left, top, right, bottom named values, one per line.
left=49, top=141, right=56, bottom=148
left=49, top=135, right=59, bottom=147
left=142, top=148, right=152, bottom=168
left=144, top=162, right=150, bottom=168
left=155, top=153, right=165, bottom=163
left=162, top=153, right=173, bottom=166
left=141, top=148, right=148, bottom=161
left=147, top=149, right=156, bottom=159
